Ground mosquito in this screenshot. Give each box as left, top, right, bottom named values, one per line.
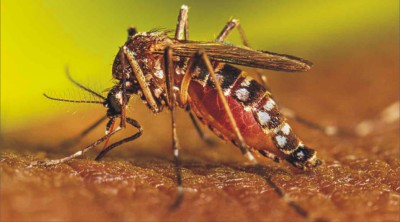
left=33, top=5, right=325, bottom=210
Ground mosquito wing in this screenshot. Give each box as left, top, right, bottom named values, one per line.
left=154, top=41, right=313, bottom=72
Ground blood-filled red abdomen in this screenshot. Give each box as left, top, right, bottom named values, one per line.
left=188, top=80, right=286, bottom=158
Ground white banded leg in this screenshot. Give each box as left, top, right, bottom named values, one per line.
left=164, top=47, right=184, bottom=209
left=29, top=118, right=121, bottom=167
left=175, top=5, right=189, bottom=40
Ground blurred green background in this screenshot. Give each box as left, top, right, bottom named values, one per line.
left=1, top=0, right=398, bottom=132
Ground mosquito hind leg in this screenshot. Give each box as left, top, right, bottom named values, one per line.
left=258, top=150, right=281, bottom=163
left=175, top=5, right=189, bottom=40
left=280, top=107, right=338, bottom=136
left=95, top=117, right=143, bottom=161
left=217, top=19, right=338, bottom=136
left=216, top=18, right=249, bottom=47
left=216, top=18, right=269, bottom=87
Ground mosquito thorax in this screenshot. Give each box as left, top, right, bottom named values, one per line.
left=112, top=31, right=173, bottom=82
left=111, top=31, right=173, bottom=112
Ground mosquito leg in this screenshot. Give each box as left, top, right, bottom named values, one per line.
left=216, top=18, right=269, bottom=87
left=178, top=52, right=216, bottom=145
left=94, top=117, right=143, bottom=161
left=258, top=150, right=281, bottom=163
left=118, top=48, right=128, bottom=128
left=216, top=19, right=242, bottom=43
left=100, top=117, right=117, bottom=151
left=164, top=46, right=185, bottom=209
left=198, top=50, right=258, bottom=165
left=29, top=118, right=122, bottom=167
left=60, top=116, right=107, bottom=148
left=280, top=107, right=338, bottom=136
left=217, top=24, right=312, bottom=218
left=185, top=105, right=216, bottom=146
left=123, top=46, right=159, bottom=113
left=177, top=51, right=218, bottom=146
left=216, top=19, right=269, bottom=95
left=175, top=5, right=189, bottom=40
left=174, top=4, right=190, bottom=102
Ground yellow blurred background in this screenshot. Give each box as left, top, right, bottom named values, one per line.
left=1, top=0, right=398, bottom=132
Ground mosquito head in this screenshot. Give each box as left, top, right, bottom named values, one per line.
left=104, top=86, right=131, bottom=117
left=286, top=145, right=322, bottom=170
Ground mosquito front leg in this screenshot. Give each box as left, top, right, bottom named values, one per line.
left=123, top=46, right=159, bottom=113
left=95, top=117, right=143, bottom=161
left=29, top=118, right=122, bottom=167
left=175, top=5, right=189, bottom=40
left=118, top=47, right=129, bottom=128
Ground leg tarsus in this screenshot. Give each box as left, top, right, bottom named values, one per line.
left=169, top=149, right=184, bottom=210
left=29, top=120, right=122, bottom=167
left=258, top=150, right=281, bottom=163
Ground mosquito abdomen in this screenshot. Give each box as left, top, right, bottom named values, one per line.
left=188, top=63, right=318, bottom=168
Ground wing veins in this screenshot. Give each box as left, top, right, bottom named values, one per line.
left=153, top=41, right=312, bottom=72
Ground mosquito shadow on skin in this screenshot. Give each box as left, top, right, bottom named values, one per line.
left=230, top=164, right=317, bottom=220
left=231, top=164, right=292, bottom=180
